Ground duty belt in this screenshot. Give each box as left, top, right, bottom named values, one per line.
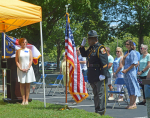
left=88, top=64, right=100, bottom=67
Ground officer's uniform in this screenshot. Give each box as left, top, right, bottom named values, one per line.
left=79, top=30, right=109, bottom=115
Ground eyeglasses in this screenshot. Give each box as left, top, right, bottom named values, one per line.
left=140, top=47, right=145, bottom=50
left=116, top=51, right=120, bottom=53
left=125, top=43, right=129, bottom=45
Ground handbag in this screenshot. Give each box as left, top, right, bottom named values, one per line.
left=137, top=76, right=142, bottom=84
left=144, top=84, right=150, bottom=99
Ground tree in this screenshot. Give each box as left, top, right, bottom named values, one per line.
left=105, top=33, right=139, bottom=58
left=44, top=18, right=66, bottom=69
left=101, top=0, right=150, bottom=51
left=2, top=0, right=111, bottom=78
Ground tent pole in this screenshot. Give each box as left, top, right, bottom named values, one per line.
left=3, top=33, right=6, bottom=98
left=40, top=21, right=46, bottom=107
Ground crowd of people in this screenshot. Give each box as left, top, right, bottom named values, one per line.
left=15, top=30, right=149, bottom=117
left=59, top=31, right=148, bottom=115
left=78, top=31, right=149, bottom=115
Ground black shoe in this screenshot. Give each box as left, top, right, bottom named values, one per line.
left=137, top=101, right=146, bottom=105
left=95, top=110, right=105, bottom=115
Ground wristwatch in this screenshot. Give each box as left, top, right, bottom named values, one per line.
left=142, top=70, right=144, bottom=73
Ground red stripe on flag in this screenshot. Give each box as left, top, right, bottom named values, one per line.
left=65, top=13, right=88, bottom=103
left=77, top=56, right=81, bottom=93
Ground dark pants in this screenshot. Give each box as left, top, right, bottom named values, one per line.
left=90, top=78, right=108, bottom=115
left=82, top=70, right=87, bottom=77
left=139, top=76, right=146, bottom=100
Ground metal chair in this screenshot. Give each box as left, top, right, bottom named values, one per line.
left=108, top=78, right=129, bottom=109
left=32, top=74, right=47, bottom=94
left=47, top=74, right=64, bottom=96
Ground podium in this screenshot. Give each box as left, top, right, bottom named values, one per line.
left=1, top=58, right=32, bottom=103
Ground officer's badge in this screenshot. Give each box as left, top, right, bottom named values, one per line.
left=100, top=48, right=106, bottom=54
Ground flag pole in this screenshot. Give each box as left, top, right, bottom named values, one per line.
left=65, top=54, right=67, bottom=103
left=3, top=32, right=6, bottom=98
left=65, top=4, right=70, bottom=103
left=40, top=21, right=46, bottom=107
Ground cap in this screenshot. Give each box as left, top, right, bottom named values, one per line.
left=133, top=42, right=136, bottom=46
left=88, top=30, right=99, bottom=38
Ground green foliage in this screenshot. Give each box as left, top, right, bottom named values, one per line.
left=105, top=32, right=150, bottom=58
left=105, top=33, right=139, bottom=58
left=72, top=7, right=110, bottom=45
left=101, top=0, right=150, bottom=50
left=143, top=36, right=150, bottom=53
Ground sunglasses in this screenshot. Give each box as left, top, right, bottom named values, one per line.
left=140, top=47, right=145, bottom=50
left=125, top=43, right=129, bottom=45
left=116, top=51, right=120, bottom=53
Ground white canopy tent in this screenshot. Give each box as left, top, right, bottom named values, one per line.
left=0, top=0, right=46, bottom=107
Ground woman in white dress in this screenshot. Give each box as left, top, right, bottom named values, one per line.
left=15, top=38, right=36, bottom=105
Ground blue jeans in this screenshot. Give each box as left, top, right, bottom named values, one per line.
left=82, top=70, right=87, bottom=76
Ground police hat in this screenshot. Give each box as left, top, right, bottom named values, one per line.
left=88, top=30, right=99, bottom=38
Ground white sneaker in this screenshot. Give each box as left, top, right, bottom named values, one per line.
left=117, top=98, right=123, bottom=102
left=108, top=97, right=115, bottom=100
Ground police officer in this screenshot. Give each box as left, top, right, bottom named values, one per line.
left=79, top=30, right=109, bottom=115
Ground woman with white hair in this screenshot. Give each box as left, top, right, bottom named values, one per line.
left=112, top=47, right=124, bottom=101
left=137, top=44, right=150, bottom=105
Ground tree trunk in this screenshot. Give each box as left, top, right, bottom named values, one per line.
left=32, top=63, right=41, bottom=81
left=57, top=44, right=61, bottom=71
left=32, top=43, right=41, bottom=81
left=138, top=35, right=143, bottom=52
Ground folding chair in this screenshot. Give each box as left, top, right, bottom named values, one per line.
left=48, top=74, right=64, bottom=96
left=84, top=76, right=93, bottom=100
left=108, top=78, right=129, bottom=109
left=32, top=74, right=47, bottom=94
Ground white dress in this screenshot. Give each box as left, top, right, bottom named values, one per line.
left=17, top=48, right=36, bottom=83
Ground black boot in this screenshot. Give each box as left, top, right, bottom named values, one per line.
left=95, top=110, right=105, bottom=115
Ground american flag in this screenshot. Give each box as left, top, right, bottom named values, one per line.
left=65, top=13, right=89, bottom=103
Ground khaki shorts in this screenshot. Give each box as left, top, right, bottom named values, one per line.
left=108, top=73, right=113, bottom=85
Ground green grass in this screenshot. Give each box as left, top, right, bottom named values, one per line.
left=0, top=94, right=113, bottom=118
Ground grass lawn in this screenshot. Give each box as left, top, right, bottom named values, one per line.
left=0, top=93, right=113, bottom=118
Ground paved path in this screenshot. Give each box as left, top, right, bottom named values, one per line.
left=28, top=88, right=148, bottom=118
left=0, top=82, right=148, bottom=118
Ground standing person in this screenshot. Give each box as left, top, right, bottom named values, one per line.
left=106, top=47, right=114, bottom=100
left=113, top=47, right=124, bottom=101
left=77, top=47, right=87, bottom=76
left=137, top=44, right=150, bottom=105
left=79, top=30, right=109, bottom=115
left=60, top=52, right=69, bottom=88
left=122, top=40, right=141, bottom=109
left=15, top=38, right=36, bottom=105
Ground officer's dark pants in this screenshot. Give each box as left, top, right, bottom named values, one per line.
left=90, top=79, right=108, bottom=115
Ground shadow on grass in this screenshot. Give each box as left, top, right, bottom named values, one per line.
left=0, top=100, right=7, bottom=105
left=0, top=93, right=7, bottom=105
left=31, top=104, right=73, bottom=111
